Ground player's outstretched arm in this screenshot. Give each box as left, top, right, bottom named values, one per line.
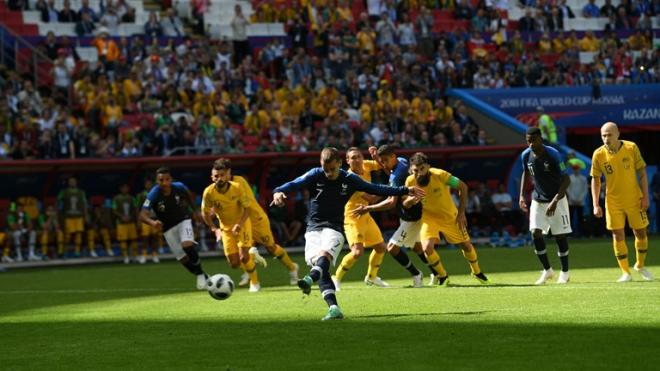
left=271, top=169, right=318, bottom=207
left=349, top=172, right=423, bottom=198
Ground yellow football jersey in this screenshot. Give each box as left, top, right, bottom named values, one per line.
left=201, top=181, right=249, bottom=228
left=591, top=140, right=646, bottom=208
left=232, top=175, right=268, bottom=220
left=344, top=160, right=382, bottom=222
left=406, top=168, right=457, bottom=220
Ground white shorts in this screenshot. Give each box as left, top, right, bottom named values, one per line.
left=304, top=228, right=345, bottom=267
left=529, top=198, right=572, bottom=235
left=163, top=219, right=196, bottom=259
left=389, top=219, right=422, bottom=248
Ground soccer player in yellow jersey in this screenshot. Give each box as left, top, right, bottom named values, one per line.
left=201, top=161, right=261, bottom=292
left=214, top=158, right=299, bottom=286
left=332, top=148, right=391, bottom=290
left=591, top=122, right=653, bottom=282
left=404, top=152, right=490, bottom=286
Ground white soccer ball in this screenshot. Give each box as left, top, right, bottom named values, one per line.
left=206, top=274, right=234, bottom=300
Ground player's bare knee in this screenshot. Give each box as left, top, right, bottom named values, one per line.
left=611, top=229, right=625, bottom=241
left=264, top=244, right=276, bottom=254
left=227, top=255, right=240, bottom=268
left=352, top=246, right=364, bottom=259
left=532, top=229, right=543, bottom=239
left=374, top=243, right=386, bottom=253
left=633, top=228, right=647, bottom=239
left=460, top=242, right=474, bottom=253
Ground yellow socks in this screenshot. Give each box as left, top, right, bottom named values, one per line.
left=635, top=238, right=648, bottom=268
left=273, top=244, right=296, bottom=271
left=241, top=256, right=259, bottom=284
left=462, top=248, right=481, bottom=274
left=367, top=250, right=385, bottom=280
left=613, top=240, right=630, bottom=273
left=426, top=250, right=448, bottom=278
left=101, top=229, right=111, bottom=251
left=119, top=241, right=128, bottom=257
left=74, top=233, right=82, bottom=254
left=335, top=252, right=358, bottom=280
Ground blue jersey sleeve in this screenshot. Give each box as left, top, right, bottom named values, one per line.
left=347, top=173, right=408, bottom=196
left=389, top=158, right=409, bottom=187
left=520, top=149, right=530, bottom=171
left=547, top=147, right=568, bottom=175
left=172, top=182, right=190, bottom=193
left=142, top=186, right=159, bottom=210
left=274, top=168, right=320, bottom=194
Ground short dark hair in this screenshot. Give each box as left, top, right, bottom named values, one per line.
left=377, top=144, right=396, bottom=157
left=321, top=147, right=341, bottom=163
left=526, top=127, right=542, bottom=137
left=346, top=147, right=361, bottom=157
left=213, top=158, right=232, bottom=171
left=156, top=166, right=170, bottom=175
left=409, top=152, right=428, bottom=166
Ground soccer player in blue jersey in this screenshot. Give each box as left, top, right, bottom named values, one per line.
left=140, top=167, right=208, bottom=290
left=519, top=127, right=572, bottom=285
left=351, top=145, right=432, bottom=286
left=271, top=147, right=425, bottom=320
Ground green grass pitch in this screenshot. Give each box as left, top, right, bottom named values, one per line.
left=1, top=237, right=659, bottom=371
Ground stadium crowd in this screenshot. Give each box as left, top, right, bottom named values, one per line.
left=0, top=0, right=658, bottom=159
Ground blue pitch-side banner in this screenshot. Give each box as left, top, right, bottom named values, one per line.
left=466, top=85, right=660, bottom=128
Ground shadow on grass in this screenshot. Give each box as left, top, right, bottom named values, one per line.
left=353, top=310, right=491, bottom=319
left=1, top=320, right=658, bottom=370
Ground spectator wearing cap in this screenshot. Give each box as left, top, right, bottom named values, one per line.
left=93, top=28, right=119, bottom=73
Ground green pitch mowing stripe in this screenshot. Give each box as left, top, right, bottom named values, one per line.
left=0, top=238, right=658, bottom=371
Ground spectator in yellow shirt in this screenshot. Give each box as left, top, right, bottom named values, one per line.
left=357, top=25, right=376, bottom=55
left=538, top=32, right=553, bottom=54
left=411, top=91, right=433, bottom=124
left=244, top=103, right=270, bottom=135
left=579, top=31, right=600, bottom=52
left=281, top=92, right=305, bottom=119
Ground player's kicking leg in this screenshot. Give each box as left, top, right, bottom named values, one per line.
left=298, top=229, right=344, bottom=320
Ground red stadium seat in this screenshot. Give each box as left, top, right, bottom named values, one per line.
left=44, top=197, right=57, bottom=207
left=487, top=179, right=500, bottom=192
left=243, top=135, right=260, bottom=145
left=90, top=195, right=105, bottom=206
